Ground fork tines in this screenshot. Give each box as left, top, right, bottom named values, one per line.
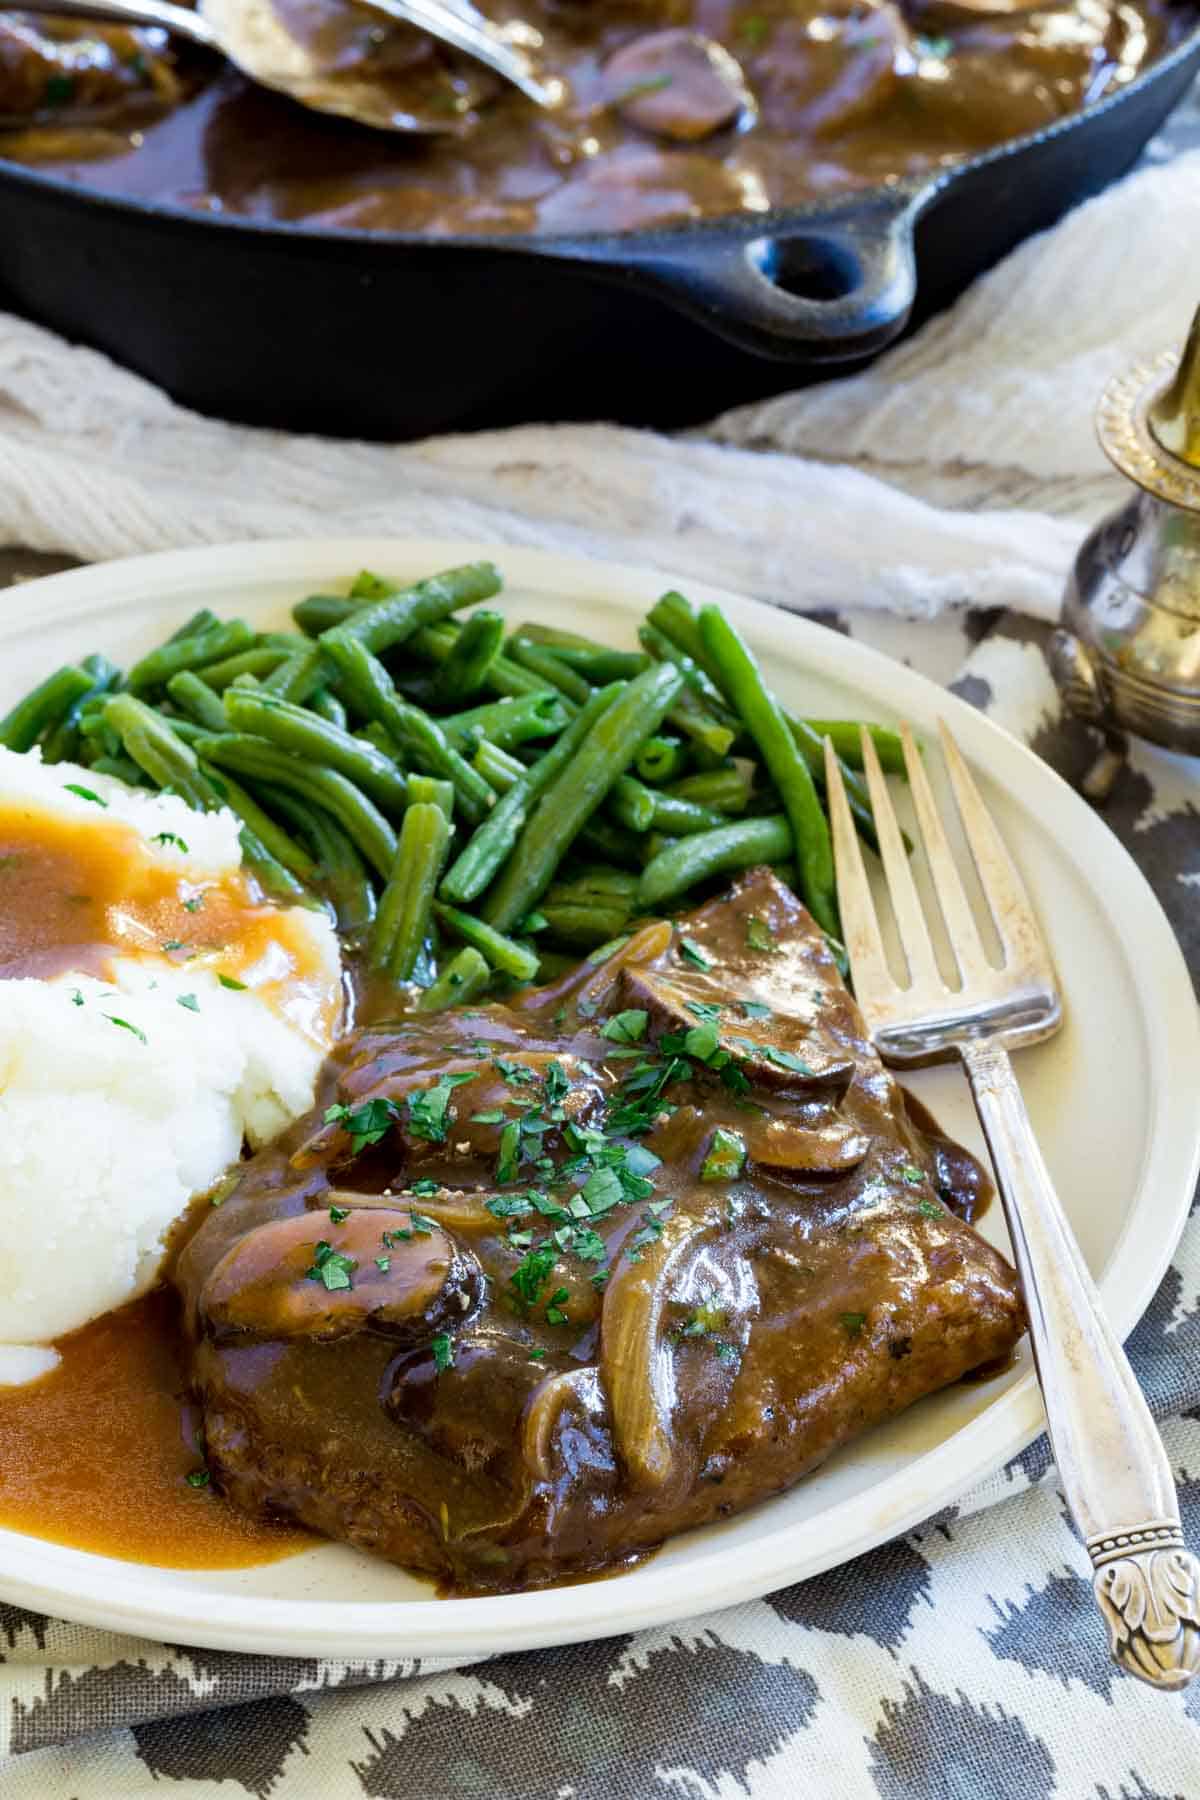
left=824, top=719, right=1052, bottom=1009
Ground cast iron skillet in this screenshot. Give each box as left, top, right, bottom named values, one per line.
left=1, top=26, right=1198, bottom=440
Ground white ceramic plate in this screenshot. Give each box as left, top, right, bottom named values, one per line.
left=0, top=538, right=1196, bottom=1661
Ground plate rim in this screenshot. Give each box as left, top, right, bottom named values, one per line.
left=0, top=535, right=1195, bottom=1661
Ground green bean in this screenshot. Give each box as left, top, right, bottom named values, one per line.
left=413, top=621, right=548, bottom=700
left=167, top=670, right=229, bottom=731
left=545, top=868, right=638, bottom=903
left=349, top=569, right=394, bottom=601
left=539, top=902, right=632, bottom=949
left=167, top=608, right=219, bottom=643
left=126, top=620, right=255, bottom=694
left=506, top=638, right=589, bottom=707
left=90, top=754, right=147, bottom=786
left=321, top=638, right=493, bottom=823
left=0, top=664, right=94, bottom=753
left=441, top=690, right=569, bottom=755
left=103, top=694, right=212, bottom=809
left=577, top=816, right=643, bottom=868
left=222, top=688, right=409, bottom=816
left=260, top=784, right=375, bottom=939
left=667, top=765, right=753, bottom=813
left=643, top=791, right=727, bottom=837
left=324, top=561, right=502, bottom=659
left=514, top=624, right=649, bottom=683
left=371, top=802, right=451, bottom=980
left=197, top=764, right=318, bottom=883
left=434, top=902, right=539, bottom=982
left=472, top=740, right=525, bottom=791
left=803, top=720, right=906, bottom=774
left=358, top=721, right=405, bottom=766
left=164, top=717, right=207, bottom=744
left=41, top=655, right=121, bottom=762
left=641, top=832, right=678, bottom=866
left=648, top=592, right=880, bottom=837
left=698, top=607, right=837, bottom=934
left=638, top=623, right=740, bottom=755
left=637, top=814, right=793, bottom=910
left=294, top=595, right=353, bottom=637
left=421, top=610, right=504, bottom=705
left=261, top=648, right=318, bottom=701
left=406, top=774, right=454, bottom=816
left=482, top=663, right=683, bottom=932
left=197, top=647, right=292, bottom=691
left=644, top=597, right=726, bottom=690
left=308, top=687, right=348, bottom=731
left=196, top=733, right=398, bottom=878
left=607, top=773, right=656, bottom=832
left=635, top=735, right=688, bottom=784
left=440, top=685, right=622, bottom=906
left=415, top=946, right=491, bottom=1013
left=232, top=826, right=308, bottom=903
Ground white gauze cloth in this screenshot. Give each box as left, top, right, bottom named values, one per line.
left=1, top=149, right=1199, bottom=619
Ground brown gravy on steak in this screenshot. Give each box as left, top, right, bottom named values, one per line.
left=0, top=864, right=1017, bottom=1580
left=0, top=0, right=1188, bottom=238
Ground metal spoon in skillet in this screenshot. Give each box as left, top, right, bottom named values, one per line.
left=8, top=0, right=561, bottom=133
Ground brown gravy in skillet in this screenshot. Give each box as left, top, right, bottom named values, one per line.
left=0, top=0, right=1188, bottom=238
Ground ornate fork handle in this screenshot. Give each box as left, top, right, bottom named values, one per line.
left=962, top=1038, right=1200, bottom=1691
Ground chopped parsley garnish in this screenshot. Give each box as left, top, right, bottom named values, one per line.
left=218, top=974, right=247, bottom=991
left=915, top=32, right=952, bottom=58
left=162, top=939, right=186, bottom=953
left=106, top=1015, right=146, bottom=1044
left=917, top=1198, right=942, bottom=1218
left=764, top=1046, right=815, bottom=1075
left=431, top=1331, right=455, bottom=1373
left=686, top=1001, right=723, bottom=1024
left=306, top=1240, right=356, bottom=1291
left=680, top=1297, right=728, bottom=1339
left=544, top=1060, right=571, bottom=1104
left=545, top=1286, right=571, bottom=1327
left=554, top=1223, right=606, bottom=1264
left=325, top=1096, right=401, bottom=1155
left=152, top=832, right=189, bottom=852
left=700, top=1126, right=747, bottom=1183
left=678, top=936, right=712, bottom=971
left=600, top=1009, right=648, bottom=1045
left=407, top=1071, right=476, bottom=1143
left=182, top=896, right=204, bottom=913
left=70, top=989, right=84, bottom=1007
left=745, top=916, right=778, bottom=953
left=409, top=1213, right=436, bottom=1235
left=375, top=1255, right=391, bottom=1272
left=176, top=993, right=200, bottom=1013
left=496, top=1119, right=522, bottom=1184
left=408, top=1177, right=440, bottom=1197
left=493, top=1057, right=536, bottom=1087
left=510, top=1243, right=558, bottom=1310
left=840, top=1311, right=867, bottom=1337
left=740, top=1000, right=772, bottom=1020
left=901, top=1166, right=924, bottom=1186
left=329, top=1204, right=350, bottom=1223
left=470, top=1108, right=506, bottom=1124
left=64, top=783, right=106, bottom=807
left=185, top=1467, right=210, bottom=1489
left=528, top=1347, right=547, bottom=1362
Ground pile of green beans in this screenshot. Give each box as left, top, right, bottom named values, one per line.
left=5, top=559, right=909, bottom=1009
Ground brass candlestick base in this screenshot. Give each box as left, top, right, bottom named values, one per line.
left=1051, top=309, right=1200, bottom=756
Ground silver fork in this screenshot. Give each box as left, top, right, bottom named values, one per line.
left=824, top=718, right=1200, bottom=1692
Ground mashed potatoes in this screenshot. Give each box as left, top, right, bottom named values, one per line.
left=0, top=747, right=342, bottom=1379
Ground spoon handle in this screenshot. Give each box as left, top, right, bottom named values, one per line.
left=5, top=0, right=217, bottom=47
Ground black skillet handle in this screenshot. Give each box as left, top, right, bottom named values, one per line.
left=619, top=191, right=927, bottom=365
